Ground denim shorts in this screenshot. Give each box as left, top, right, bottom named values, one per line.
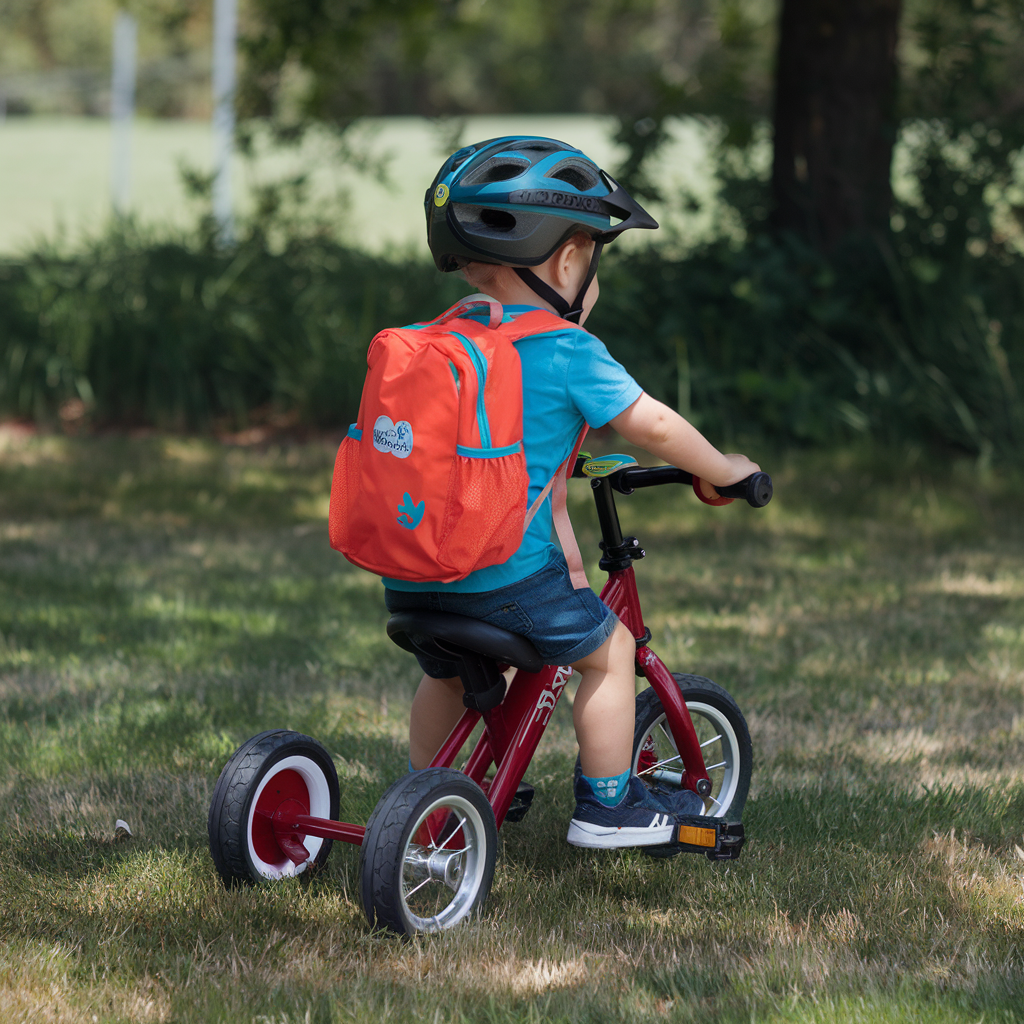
left=384, top=553, right=617, bottom=679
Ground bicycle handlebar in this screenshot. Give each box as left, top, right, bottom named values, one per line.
left=610, top=466, right=773, bottom=508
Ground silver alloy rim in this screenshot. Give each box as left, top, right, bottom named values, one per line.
left=633, top=699, right=742, bottom=818
left=400, top=793, right=488, bottom=933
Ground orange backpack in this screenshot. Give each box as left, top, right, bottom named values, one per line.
left=328, top=295, right=588, bottom=586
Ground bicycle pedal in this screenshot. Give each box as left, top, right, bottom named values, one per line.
left=642, top=816, right=745, bottom=861
left=503, top=782, right=535, bottom=823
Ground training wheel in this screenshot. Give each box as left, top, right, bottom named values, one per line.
left=359, top=768, right=497, bottom=936
left=208, top=729, right=340, bottom=887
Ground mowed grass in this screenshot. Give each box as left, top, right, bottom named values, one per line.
left=1, top=426, right=1023, bottom=1023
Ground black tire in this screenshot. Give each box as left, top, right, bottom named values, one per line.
left=632, top=674, right=752, bottom=821
left=359, top=768, right=497, bottom=936
left=208, top=729, right=340, bottom=888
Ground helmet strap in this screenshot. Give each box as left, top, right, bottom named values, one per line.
left=514, top=241, right=604, bottom=325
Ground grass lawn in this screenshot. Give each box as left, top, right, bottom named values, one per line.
left=1, top=427, right=1023, bottom=1023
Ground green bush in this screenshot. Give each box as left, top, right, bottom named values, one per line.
left=592, top=123, right=1024, bottom=462
left=1, top=126, right=1021, bottom=463
left=0, top=224, right=466, bottom=431
left=592, top=229, right=1024, bottom=461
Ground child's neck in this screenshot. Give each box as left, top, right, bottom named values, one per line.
left=476, top=273, right=562, bottom=314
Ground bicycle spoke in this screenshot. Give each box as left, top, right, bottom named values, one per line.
left=657, top=722, right=676, bottom=749
left=426, top=811, right=469, bottom=853
left=706, top=760, right=727, bottom=771
left=436, top=813, right=469, bottom=853
left=403, top=874, right=437, bottom=900
left=699, top=733, right=723, bottom=749
left=637, top=752, right=684, bottom=776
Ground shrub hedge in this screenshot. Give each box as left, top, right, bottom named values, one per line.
left=1, top=131, right=1021, bottom=462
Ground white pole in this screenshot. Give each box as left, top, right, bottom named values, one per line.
left=110, top=12, right=137, bottom=217
left=212, top=0, right=237, bottom=244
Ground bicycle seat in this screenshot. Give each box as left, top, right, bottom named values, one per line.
left=386, top=611, right=544, bottom=673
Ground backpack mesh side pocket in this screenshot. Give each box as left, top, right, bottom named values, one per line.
left=328, top=435, right=364, bottom=559
left=436, top=449, right=529, bottom=579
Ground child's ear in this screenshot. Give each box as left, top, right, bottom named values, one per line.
left=552, top=238, right=587, bottom=289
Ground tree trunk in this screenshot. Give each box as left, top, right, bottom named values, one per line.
left=771, top=0, right=902, bottom=251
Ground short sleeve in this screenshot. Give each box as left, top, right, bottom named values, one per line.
left=565, top=329, right=643, bottom=428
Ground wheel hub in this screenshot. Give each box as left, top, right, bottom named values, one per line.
left=405, top=844, right=467, bottom=892
left=272, top=798, right=312, bottom=865
left=250, top=768, right=311, bottom=867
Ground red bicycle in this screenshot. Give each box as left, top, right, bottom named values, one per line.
left=208, top=456, right=772, bottom=936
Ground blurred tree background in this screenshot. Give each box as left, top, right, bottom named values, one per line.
left=0, top=0, right=1022, bottom=461
left=0, top=1, right=213, bottom=116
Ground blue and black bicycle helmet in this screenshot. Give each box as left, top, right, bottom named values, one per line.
left=425, top=136, right=658, bottom=324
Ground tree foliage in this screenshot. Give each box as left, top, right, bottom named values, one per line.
left=239, top=0, right=775, bottom=192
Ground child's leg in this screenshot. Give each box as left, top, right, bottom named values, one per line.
left=409, top=673, right=464, bottom=769
left=570, top=619, right=637, bottom=778
left=567, top=618, right=680, bottom=847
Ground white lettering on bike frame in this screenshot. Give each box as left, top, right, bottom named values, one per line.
left=519, top=665, right=574, bottom=746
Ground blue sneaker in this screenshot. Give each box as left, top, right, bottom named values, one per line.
left=566, top=775, right=676, bottom=849
left=649, top=783, right=707, bottom=817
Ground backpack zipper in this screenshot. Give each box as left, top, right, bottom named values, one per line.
left=451, top=332, right=492, bottom=448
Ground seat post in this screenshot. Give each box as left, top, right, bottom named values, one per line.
left=454, top=650, right=506, bottom=713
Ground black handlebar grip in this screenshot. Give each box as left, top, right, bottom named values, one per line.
left=715, top=472, right=773, bottom=507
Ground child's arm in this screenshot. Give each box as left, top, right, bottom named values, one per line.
left=609, top=393, right=759, bottom=497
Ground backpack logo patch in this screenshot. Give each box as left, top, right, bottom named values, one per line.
left=396, top=492, right=425, bottom=530
left=373, top=415, right=414, bottom=458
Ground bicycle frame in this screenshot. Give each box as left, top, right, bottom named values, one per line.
left=267, top=472, right=712, bottom=856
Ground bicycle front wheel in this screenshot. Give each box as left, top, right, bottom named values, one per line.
left=632, top=674, right=752, bottom=820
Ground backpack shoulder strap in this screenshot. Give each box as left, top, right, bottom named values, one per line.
left=424, top=300, right=592, bottom=589
left=422, top=293, right=503, bottom=329
left=523, top=424, right=590, bottom=590
left=497, top=308, right=574, bottom=342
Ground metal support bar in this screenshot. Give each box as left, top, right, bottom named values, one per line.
left=283, top=814, right=366, bottom=846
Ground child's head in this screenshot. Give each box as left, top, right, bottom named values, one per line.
left=459, top=230, right=599, bottom=321
left=425, top=137, right=656, bottom=323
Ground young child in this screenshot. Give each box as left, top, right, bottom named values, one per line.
left=385, top=137, right=759, bottom=848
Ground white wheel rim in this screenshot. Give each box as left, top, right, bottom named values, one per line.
left=400, top=793, right=488, bottom=934
left=246, top=755, right=332, bottom=879
left=633, top=700, right=742, bottom=818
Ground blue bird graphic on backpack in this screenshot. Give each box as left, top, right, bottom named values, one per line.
left=397, top=493, right=425, bottom=530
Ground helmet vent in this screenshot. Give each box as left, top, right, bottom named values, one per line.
left=461, top=156, right=530, bottom=186
left=547, top=159, right=600, bottom=192
left=449, top=148, right=474, bottom=172
left=479, top=208, right=517, bottom=232
left=452, top=205, right=533, bottom=241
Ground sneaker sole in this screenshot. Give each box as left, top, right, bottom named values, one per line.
left=566, top=817, right=675, bottom=849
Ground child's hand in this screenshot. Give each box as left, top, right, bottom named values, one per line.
left=698, top=454, right=760, bottom=500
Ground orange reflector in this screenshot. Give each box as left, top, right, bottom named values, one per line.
left=678, top=825, right=717, bottom=847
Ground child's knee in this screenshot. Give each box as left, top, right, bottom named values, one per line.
left=573, top=619, right=634, bottom=675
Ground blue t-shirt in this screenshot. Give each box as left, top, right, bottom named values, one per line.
left=383, top=304, right=642, bottom=593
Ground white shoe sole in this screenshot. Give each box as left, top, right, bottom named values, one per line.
left=566, top=816, right=675, bottom=849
